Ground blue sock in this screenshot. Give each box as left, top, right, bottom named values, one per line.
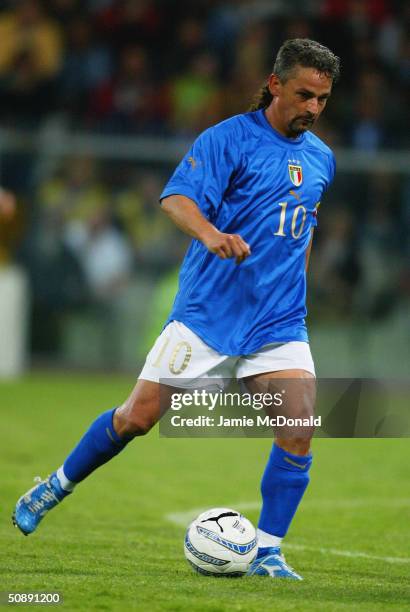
left=258, top=443, right=312, bottom=540
left=63, top=408, right=131, bottom=483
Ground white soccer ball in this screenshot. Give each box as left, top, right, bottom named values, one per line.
left=184, top=507, right=257, bottom=576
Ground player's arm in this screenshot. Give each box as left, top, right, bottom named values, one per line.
left=305, top=229, right=314, bottom=272
left=161, top=194, right=251, bottom=264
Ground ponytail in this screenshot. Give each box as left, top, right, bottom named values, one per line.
left=248, top=84, right=273, bottom=111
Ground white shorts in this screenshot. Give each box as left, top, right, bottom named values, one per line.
left=139, top=321, right=315, bottom=389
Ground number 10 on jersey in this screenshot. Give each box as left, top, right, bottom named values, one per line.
left=274, top=201, right=307, bottom=239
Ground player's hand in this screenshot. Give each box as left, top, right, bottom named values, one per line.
left=202, top=229, right=251, bottom=264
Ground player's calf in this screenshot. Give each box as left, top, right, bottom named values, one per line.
left=12, top=407, right=129, bottom=535
left=12, top=380, right=163, bottom=535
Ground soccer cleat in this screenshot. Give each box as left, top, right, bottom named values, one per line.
left=247, top=546, right=303, bottom=580
left=12, top=473, right=71, bottom=535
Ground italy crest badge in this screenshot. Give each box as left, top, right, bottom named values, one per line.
left=288, top=164, right=303, bottom=187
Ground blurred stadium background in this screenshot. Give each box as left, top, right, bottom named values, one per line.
left=0, top=0, right=409, bottom=378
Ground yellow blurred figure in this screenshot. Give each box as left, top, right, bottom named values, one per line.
left=0, top=0, right=62, bottom=79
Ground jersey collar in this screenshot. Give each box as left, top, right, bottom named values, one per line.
left=258, top=109, right=306, bottom=148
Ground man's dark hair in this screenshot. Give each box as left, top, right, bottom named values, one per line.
left=249, top=38, right=340, bottom=111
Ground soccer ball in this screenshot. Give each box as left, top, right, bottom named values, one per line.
left=184, top=507, right=257, bottom=576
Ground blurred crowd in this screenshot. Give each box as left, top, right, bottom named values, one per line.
left=0, top=0, right=408, bottom=146
left=0, top=0, right=408, bottom=357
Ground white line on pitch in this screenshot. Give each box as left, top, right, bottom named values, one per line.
left=283, top=543, right=410, bottom=565
left=165, top=498, right=410, bottom=528
left=165, top=500, right=410, bottom=565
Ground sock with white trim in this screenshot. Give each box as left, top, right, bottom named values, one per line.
left=56, top=466, right=76, bottom=492
left=257, top=528, right=282, bottom=549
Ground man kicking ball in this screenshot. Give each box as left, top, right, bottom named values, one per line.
left=13, top=38, right=340, bottom=580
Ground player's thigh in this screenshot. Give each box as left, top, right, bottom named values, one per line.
left=115, top=321, right=234, bottom=436
left=244, top=368, right=316, bottom=418
left=243, top=369, right=316, bottom=448
left=237, top=341, right=316, bottom=419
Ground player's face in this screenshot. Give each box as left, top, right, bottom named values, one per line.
left=268, top=66, right=332, bottom=138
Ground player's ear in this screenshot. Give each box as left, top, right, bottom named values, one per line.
left=268, top=74, right=281, bottom=97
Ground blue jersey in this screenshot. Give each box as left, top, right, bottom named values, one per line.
left=160, top=109, right=335, bottom=356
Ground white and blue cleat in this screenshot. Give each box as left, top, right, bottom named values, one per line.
left=12, top=473, right=70, bottom=536
left=247, top=546, right=303, bottom=580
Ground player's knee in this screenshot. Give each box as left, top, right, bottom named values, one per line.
left=119, top=412, right=155, bottom=437
left=114, top=404, right=157, bottom=437
left=275, top=437, right=312, bottom=456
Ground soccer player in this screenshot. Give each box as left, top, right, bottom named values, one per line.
left=13, top=39, right=340, bottom=580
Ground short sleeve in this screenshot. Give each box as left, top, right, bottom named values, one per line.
left=327, top=152, right=336, bottom=187
left=312, top=152, right=336, bottom=228
left=159, top=125, right=237, bottom=219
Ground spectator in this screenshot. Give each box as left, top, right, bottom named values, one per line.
left=115, top=171, right=181, bottom=269
left=351, top=94, right=384, bottom=151
left=0, top=0, right=62, bottom=79
left=68, top=203, right=134, bottom=302
left=0, top=0, right=62, bottom=121
left=166, top=18, right=207, bottom=75
left=168, top=52, right=222, bottom=136
left=60, top=17, right=112, bottom=117
left=89, top=44, right=164, bottom=133
left=19, top=207, right=86, bottom=352
left=310, top=208, right=360, bottom=317
left=38, top=157, right=108, bottom=225
left=93, top=0, right=163, bottom=52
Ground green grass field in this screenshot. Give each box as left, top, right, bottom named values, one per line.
left=1, top=373, right=409, bottom=611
